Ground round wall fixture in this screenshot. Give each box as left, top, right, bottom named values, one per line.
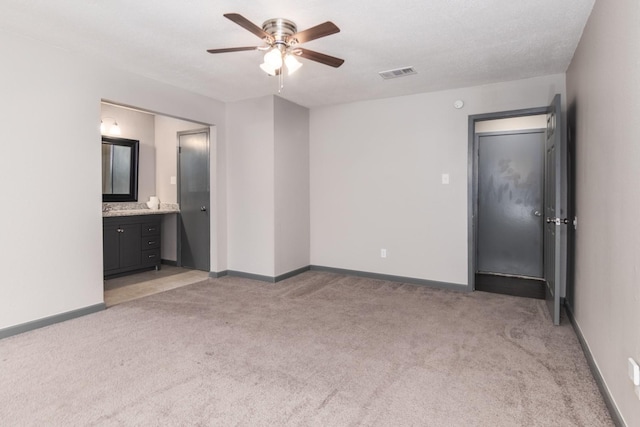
left=453, top=100, right=464, bottom=109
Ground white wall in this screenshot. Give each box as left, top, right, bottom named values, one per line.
left=0, top=31, right=225, bottom=330
left=274, top=96, right=310, bottom=276
left=310, top=74, right=565, bottom=286
left=566, top=1, right=640, bottom=424
left=226, top=96, right=276, bottom=276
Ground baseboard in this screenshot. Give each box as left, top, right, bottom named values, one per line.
left=0, top=303, right=106, bottom=340
left=211, top=266, right=311, bottom=283
left=275, top=265, right=311, bottom=282
left=310, top=265, right=469, bottom=292
left=212, top=265, right=467, bottom=292
left=161, top=259, right=177, bottom=266
left=565, top=303, right=625, bottom=427
left=209, top=270, right=228, bottom=278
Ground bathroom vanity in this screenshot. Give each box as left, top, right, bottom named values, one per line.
left=103, top=215, right=161, bottom=277
left=102, top=203, right=179, bottom=278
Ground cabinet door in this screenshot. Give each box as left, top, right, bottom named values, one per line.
left=119, top=223, right=141, bottom=269
left=103, top=224, right=121, bottom=271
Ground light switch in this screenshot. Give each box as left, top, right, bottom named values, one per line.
left=170, top=176, right=177, bottom=185
left=442, top=173, right=450, bottom=185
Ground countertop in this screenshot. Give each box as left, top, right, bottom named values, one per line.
left=102, top=202, right=179, bottom=217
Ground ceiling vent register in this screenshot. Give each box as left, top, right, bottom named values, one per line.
left=379, top=67, right=417, bottom=79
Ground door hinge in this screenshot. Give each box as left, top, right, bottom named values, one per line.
left=546, top=217, right=570, bottom=225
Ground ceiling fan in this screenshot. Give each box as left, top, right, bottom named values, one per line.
left=207, top=13, right=344, bottom=76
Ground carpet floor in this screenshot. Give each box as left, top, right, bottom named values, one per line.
left=0, top=271, right=613, bottom=426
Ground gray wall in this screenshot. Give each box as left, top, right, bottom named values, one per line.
left=0, top=30, right=226, bottom=330
left=274, top=96, right=310, bottom=276
left=566, top=0, right=640, bottom=424
left=226, top=95, right=310, bottom=277
left=310, top=75, right=565, bottom=285
left=227, top=95, right=276, bottom=276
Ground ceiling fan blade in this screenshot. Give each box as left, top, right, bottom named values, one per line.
left=296, top=48, right=344, bottom=68
left=224, top=13, right=272, bottom=41
left=207, top=46, right=258, bottom=54
left=289, top=22, right=340, bottom=44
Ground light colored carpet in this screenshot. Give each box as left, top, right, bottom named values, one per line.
left=0, top=271, right=612, bottom=426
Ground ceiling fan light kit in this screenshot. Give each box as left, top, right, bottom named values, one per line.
left=207, top=13, right=344, bottom=91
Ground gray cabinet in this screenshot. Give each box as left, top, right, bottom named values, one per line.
left=103, top=215, right=161, bottom=277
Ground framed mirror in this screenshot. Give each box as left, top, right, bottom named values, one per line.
left=102, top=136, right=139, bottom=202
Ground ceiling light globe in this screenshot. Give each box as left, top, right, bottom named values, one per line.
left=110, top=122, right=121, bottom=136
left=260, top=62, right=278, bottom=76
left=285, top=54, right=303, bottom=75
left=264, top=48, right=283, bottom=68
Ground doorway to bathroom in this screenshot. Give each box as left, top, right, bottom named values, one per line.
left=100, top=102, right=214, bottom=304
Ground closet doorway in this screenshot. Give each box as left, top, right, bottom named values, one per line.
left=469, top=95, right=567, bottom=325
left=475, top=127, right=546, bottom=299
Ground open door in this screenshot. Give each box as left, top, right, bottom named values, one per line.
left=544, top=94, right=565, bottom=325
left=178, top=128, right=211, bottom=271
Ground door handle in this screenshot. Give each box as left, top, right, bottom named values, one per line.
left=533, top=211, right=542, bottom=217
left=200, top=206, right=207, bottom=212
left=547, top=217, right=570, bottom=225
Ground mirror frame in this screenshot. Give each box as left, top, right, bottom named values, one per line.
left=102, top=136, right=139, bottom=202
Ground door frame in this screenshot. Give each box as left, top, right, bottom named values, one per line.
left=176, top=127, right=211, bottom=270
left=467, top=106, right=549, bottom=291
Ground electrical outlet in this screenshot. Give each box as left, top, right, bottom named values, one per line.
left=441, top=173, right=450, bottom=185
left=380, top=249, right=387, bottom=258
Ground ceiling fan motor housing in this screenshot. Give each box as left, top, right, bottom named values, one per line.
left=262, top=18, right=298, bottom=46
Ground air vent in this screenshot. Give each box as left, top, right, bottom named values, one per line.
left=378, top=67, right=417, bottom=79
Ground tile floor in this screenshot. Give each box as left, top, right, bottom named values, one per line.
left=104, top=265, right=210, bottom=307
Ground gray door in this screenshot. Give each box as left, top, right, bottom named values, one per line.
left=544, top=95, right=563, bottom=325
left=477, top=130, right=545, bottom=278
left=178, top=129, right=210, bottom=271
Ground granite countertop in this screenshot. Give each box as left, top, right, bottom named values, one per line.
left=102, top=202, right=180, bottom=217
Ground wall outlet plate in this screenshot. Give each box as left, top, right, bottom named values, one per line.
left=629, top=358, right=640, bottom=385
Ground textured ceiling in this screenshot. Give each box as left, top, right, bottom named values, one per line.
left=0, top=0, right=594, bottom=108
